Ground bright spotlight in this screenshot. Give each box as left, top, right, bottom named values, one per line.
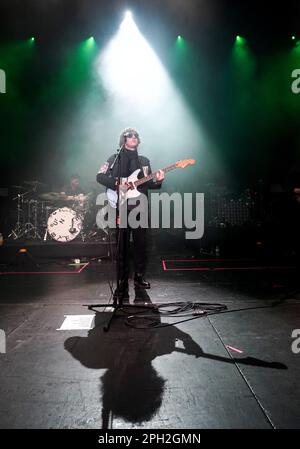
left=92, top=8, right=208, bottom=170
left=98, top=11, right=171, bottom=111
left=125, top=10, right=132, bottom=19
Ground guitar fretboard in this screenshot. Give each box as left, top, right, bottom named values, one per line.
left=134, top=164, right=177, bottom=187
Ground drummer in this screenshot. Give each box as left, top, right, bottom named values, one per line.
left=60, top=174, right=85, bottom=197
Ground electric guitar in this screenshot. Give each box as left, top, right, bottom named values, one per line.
left=106, top=159, right=196, bottom=208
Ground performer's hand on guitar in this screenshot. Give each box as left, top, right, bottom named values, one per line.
left=156, top=169, right=165, bottom=182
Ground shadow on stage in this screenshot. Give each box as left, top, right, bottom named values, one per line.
left=64, top=291, right=287, bottom=428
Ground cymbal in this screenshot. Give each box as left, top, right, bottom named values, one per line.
left=39, top=192, right=68, bottom=201
left=24, top=180, right=46, bottom=187
left=71, top=193, right=93, bottom=202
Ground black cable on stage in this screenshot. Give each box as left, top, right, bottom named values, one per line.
left=123, top=301, right=227, bottom=329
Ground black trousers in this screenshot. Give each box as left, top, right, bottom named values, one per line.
left=116, top=226, right=147, bottom=283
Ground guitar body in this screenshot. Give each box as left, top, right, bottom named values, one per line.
left=106, top=159, right=196, bottom=209
left=107, top=169, right=142, bottom=208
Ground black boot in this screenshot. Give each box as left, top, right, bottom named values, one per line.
left=113, top=280, right=129, bottom=304
left=134, top=273, right=150, bottom=289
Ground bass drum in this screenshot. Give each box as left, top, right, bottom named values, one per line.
left=47, top=207, right=82, bottom=242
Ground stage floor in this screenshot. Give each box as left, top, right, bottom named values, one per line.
left=0, top=255, right=300, bottom=429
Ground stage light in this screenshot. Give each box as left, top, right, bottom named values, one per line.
left=233, top=34, right=253, bottom=68
left=29, top=37, right=35, bottom=43
left=175, top=35, right=186, bottom=52
left=85, top=36, right=96, bottom=50
left=98, top=10, right=172, bottom=111
left=292, top=35, right=296, bottom=40
left=236, top=35, right=245, bottom=44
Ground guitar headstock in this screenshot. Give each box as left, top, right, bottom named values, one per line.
left=176, top=159, right=196, bottom=169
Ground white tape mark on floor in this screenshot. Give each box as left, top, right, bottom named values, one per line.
left=57, top=315, right=95, bottom=330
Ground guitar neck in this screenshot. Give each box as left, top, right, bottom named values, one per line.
left=135, top=164, right=177, bottom=187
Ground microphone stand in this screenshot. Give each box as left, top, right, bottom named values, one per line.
left=85, top=146, right=125, bottom=331
left=110, top=145, right=123, bottom=307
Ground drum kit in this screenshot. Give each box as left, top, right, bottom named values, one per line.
left=8, top=181, right=107, bottom=242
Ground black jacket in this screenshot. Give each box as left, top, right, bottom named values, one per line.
left=96, top=152, right=162, bottom=197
